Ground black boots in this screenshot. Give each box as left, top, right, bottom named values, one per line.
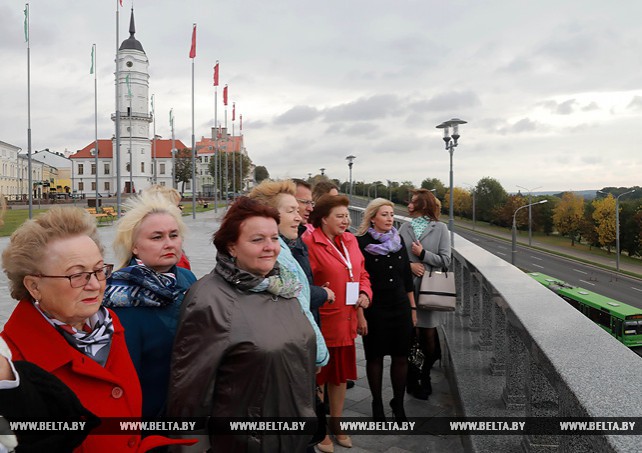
left=372, top=400, right=386, bottom=421
left=389, top=398, right=408, bottom=422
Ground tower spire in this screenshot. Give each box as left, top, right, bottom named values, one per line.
left=129, top=8, right=136, bottom=37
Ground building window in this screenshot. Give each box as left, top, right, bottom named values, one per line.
left=160, top=182, right=166, bottom=186
left=78, top=164, right=84, bottom=175
left=160, top=163, right=165, bottom=174
left=104, top=163, right=110, bottom=175
left=91, top=182, right=96, bottom=191
left=141, top=162, right=145, bottom=172
left=141, top=148, right=145, bottom=155
left=104, top=181, right=110, bottom=191
left=78, top=182, right=84, bottom=191
left=91, top=164, right=96, bottom=175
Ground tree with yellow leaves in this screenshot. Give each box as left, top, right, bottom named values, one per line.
left=552, top=192, right=584, bottom=246
left=592, top=194, right=616, bottom=253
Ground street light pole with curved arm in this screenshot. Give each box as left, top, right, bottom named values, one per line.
left=599, top=189, right=637, bottom=272
left=516, top=185, right=542, bottom=246
left=511, top=199, right=548, bottom=265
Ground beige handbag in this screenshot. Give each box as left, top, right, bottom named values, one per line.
left=417, top=267, right=456, bottom=311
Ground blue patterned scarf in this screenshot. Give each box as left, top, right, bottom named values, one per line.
left=103, top=259, right=181, bottom=308
left=365, top=226, right=402, bottom=255
left=411, top=216, right=432, bottom=239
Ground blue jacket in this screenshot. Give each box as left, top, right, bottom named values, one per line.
left=105, top=262, right=196, bottom=417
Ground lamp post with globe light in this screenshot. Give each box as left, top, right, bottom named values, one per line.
left=436, top=118, right=467, bottom=246
left=346, top=155, right=356, bottom=201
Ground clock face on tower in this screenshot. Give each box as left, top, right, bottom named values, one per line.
left=126, top=61, right=133, bottom=67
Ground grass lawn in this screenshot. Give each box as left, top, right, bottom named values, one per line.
left=0, top=209, right=49, bottom=237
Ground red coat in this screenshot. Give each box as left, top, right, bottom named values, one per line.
left=1, top=300, right=194, bottom=453
left=303, top=229, right=372, bottom=347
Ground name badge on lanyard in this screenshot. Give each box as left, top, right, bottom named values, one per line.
left=327, top=236, right=359, bottom=306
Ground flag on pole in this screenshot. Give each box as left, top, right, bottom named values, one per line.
left=90, top=45, right=95, bottom=74
left=151, top=94, right=155, bottom=114
left=232, top=102, right=235, bottom=121
left=23, top=4, right=28, bottom=42
left=189, top=24, right=197, bottom=58
left=213, top=61, right=219, bottom=86
left=119, top=0, right=123, bottom=6
left=170, top=109, right=174, bottom=128
left=223, top=85, right=228, bottom=106
left=125, top=74, right=131, bottom=96
left=240, top=114, right=243, bottom=131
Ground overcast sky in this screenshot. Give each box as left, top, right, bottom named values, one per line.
left=2, top=0, right=642, bottom=192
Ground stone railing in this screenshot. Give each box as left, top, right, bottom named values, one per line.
left=349, top=206, right=642, bottom=452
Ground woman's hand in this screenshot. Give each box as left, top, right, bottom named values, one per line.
left=357, top=293, right=370, bottom=309
left=411, top=240, right=424, bottom=257
left=322, top=283, right=335, bottom=304
left=410, top=262, right=425, bottom=277
left=411, top=310, right=417, bottom=327
left=357, top=309, right=368, bottom=336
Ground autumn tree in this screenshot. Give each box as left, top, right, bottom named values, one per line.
left=254, top=166, right=269, bottom=183
left=475, top=177, right=508, bottom=223
left=592, top=195, right=616, bottom=253
left=493, top=194, right=527, bottom=228
left=444, top=187, right=471, bottom=218
left=174, top=148, right=194, bottom=194
left=552, top=192, right=585, bottom=246
left=421, top=178, right=446, bottom=200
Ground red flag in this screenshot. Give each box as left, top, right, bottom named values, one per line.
left=240, top=114, right=243, bottom=131
left=232, top=102, right=236, bottom=121
left=223, top=85, right=228, bottom=106
left=189, top=24, right=197, bottom=59
left=213, top=61, right=219, bottom=86
left=119, top=0, right=123, bottom=6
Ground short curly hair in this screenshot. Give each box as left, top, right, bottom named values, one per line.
left=2, top=207, right=103, bottom=301
left=309, top=194, right=350, bottom=228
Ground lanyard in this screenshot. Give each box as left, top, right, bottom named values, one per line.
left=326, top=235, right=354, bottom=281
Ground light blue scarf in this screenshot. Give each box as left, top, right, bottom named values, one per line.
left=278, top=237, right=329, bottom=367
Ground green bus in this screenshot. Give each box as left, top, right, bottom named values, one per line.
left=529, top=272, right=642, bottom=353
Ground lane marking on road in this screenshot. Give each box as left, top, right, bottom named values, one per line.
left=531, top=263, right=544, bottom=269
left=579, top=279, right=595, bottom=286
left=530, top=256, right=543, bottom=261
left=631, top=287, right=642, bottom=293
left=496, top=252, right=506, bottom=257
left=573, top=269, right=588, bottom=275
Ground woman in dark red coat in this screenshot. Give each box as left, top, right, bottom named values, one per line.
left=303, top=195, right=372, bottom=451
left=0, top=207, right=194, bottom=453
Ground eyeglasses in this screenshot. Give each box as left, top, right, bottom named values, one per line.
left=296, top=198, right=315, bottom=207
left=34, top=264, right=114, bottom=288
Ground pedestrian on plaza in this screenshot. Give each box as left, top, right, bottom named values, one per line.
left=0, top=207, right=194, bottom=452
left=398, top=189, right=451, bottom=400
left=103, top=192, right=196, bottom=418
left=145, top=184, right=192, bottom=270
left=168, top=197, right=318, bottom=452
left=356, top=198, right=415, bottom=421
left=304, top=194, right=372, bottom=452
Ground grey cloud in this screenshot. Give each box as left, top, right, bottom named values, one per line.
left=581, top=155, right=602, bottom=165
left=626, top=96, right=642, bottom=111
left=409, top=91, right=481, bottom=113
left=497, top=118, right=539, bottom=135
left=274, top=105, right=320, bottom=125
left=582, top=102, right=599, bottom=112
left=343, top=123, right=380, bottom=137
left=498, top=57, right=532, bottom=73
left=556, top=99, right=577, bottom=115
left=323, top=95, right=398, bottom=122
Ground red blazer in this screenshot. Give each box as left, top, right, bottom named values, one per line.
left=1, top=300, right=193, bottom=453
left=303, top=229, right=372, bottom=347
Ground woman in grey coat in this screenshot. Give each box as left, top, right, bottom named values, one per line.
left=398, top=189, right=451, bottom=400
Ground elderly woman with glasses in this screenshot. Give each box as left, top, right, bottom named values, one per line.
left=0, top=207, right=193, bottom=452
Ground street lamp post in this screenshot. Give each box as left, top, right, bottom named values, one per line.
left=320, top=167, right=326, bottom=176
left=346, top=155, right=356, bottom=200
left=599, top=189, right=636, bottom=272
left=436, top=118, right=467, bottom=246
left=463, top=182, right=476, bottom=231
left=516, top=185, right=542, bottom=246
left=511, top=200, right=548, bottom=265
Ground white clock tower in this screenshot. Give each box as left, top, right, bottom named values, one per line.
left=113, top=9, right=152, bottom=194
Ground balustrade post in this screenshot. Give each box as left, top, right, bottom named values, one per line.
left=490, top=296, right=506, bottom=375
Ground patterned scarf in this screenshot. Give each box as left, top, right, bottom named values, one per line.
left=215, top=253, right=302, bottom=299
left=34, top=303, right=114, bottom=367
left=411, top=216, right=432, bottom=239
left=365, top=226, right=402, bottom=255
left=103, top=259, right=181, bottom=308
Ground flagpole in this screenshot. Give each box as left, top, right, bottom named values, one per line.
left=190, top=23, right=196, bottom=219
left=224, top=107, right=228, bottom=207
left=240, top=114, right=244, bottom=193
left=170, top=109, right=176, bottom=190
left=115, top=0, right=122, bottom=216
left=213, top=61, right=218, bottom=213
left=25, top=3, right=32, bottom=218
left=232, top=114, right=236, bottom=198
left=152, top=94, right=156, bottom=184
left=94, top=44, right=99, bottom=204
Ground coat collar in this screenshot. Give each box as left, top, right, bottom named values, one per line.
left=3, top=300, right=126, bottom=384
left=310, top=228, right=355, bottom=266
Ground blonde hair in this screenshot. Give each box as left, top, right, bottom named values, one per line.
left=248, top=179, right=296, bottom=209
left=2, top=207, right=103, bottom=301
left=146, top=184, right=182, bottom=206
left=356, top=198, right=395, bottom=236
left=113, top=192, right=186, bottom=269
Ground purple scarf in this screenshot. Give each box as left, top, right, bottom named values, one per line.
left=365, top=226, right=403, bottom=255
